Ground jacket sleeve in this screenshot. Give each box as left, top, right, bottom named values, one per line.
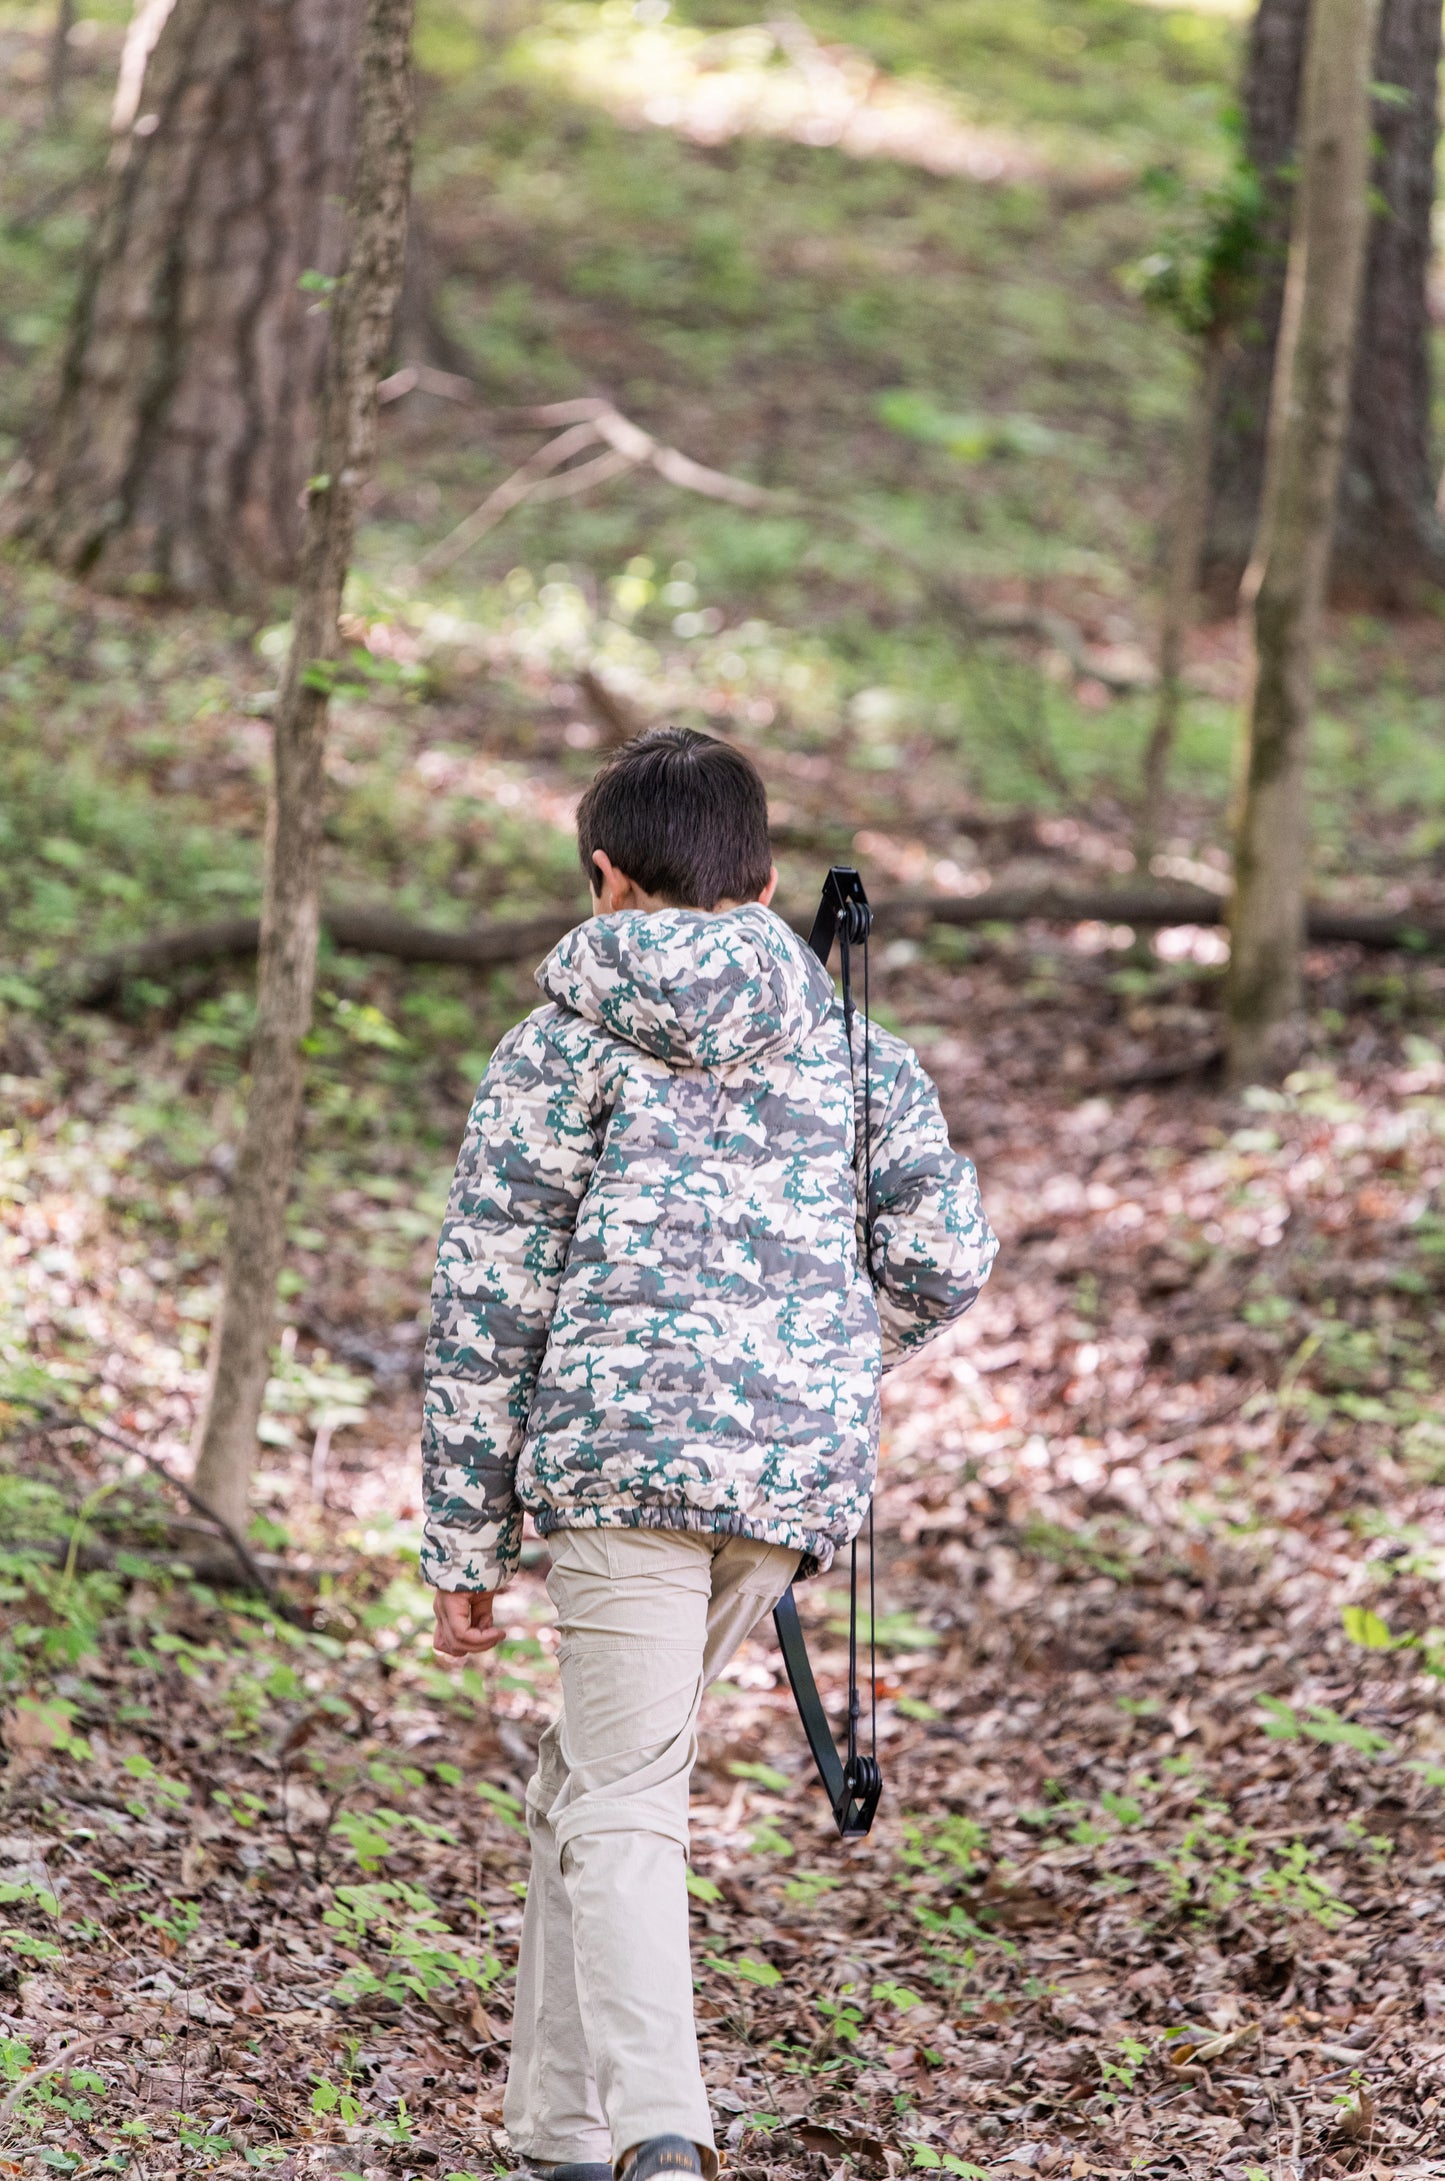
left=862, top=1030, right=998, bottom=1369
left=420, top=1009, right=604, bottom=1591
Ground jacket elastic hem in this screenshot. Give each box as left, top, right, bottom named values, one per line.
left=528, top=1501, right=835, bottom=1578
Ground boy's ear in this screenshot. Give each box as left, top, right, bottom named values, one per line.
left=590, top=849, right=639, bottom=915
left=758, top=864, right=779, bottom=907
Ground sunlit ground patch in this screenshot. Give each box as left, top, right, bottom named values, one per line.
left=1124, top=0, right=1251, bottom=14
left=521, top=3, right=1087, bottom=188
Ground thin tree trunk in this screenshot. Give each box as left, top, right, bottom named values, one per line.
left=48, top=0, right=76, bottom=123
left=1225, top=0, right=1380, bottom=1088
left=1204, top=0, right=1443, bottom=606
left=191, top=0, right=415, bottom=1533
left=14, top=0, right=363, bottom=601
left=1137, top=330, right=1227, bottom=868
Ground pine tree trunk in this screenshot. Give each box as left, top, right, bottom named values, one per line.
left=1342, top=0, right=1444, bottom=595
left=190, top=0, right=415, bottom=1534
left=16, top=0, right=364, bottom=601
left=1225, top=0, right=1381, bottom=1087
left=1204, top=0, right=1443, bottom=607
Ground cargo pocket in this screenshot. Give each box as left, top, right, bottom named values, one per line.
left=602, top=1528, right=713, bottom=1585
left=735, top=1540, right=802, bottom=1600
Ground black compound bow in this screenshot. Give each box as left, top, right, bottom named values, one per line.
left=772, top=866, right=882, bottom=1839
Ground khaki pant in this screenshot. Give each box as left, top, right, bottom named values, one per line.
left=503, top=1528, right=800, bottom=2173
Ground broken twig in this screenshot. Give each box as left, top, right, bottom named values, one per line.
left=37, top=1404, right=302, bottom=1621
left=397, top=388, right=1154, bottom=691
left=413, top=396, right=773, bottom=576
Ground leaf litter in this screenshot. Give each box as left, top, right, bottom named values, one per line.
left=6, top=936, right=1445, bottom=2181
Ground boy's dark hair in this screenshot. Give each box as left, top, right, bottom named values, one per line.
left=576, top=727, right=772, bottom=909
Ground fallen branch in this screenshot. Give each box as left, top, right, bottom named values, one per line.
left=64, top=905, right=582, bottom=1006
left=872, top=883, right=1230, bottom=931
left=323, top=903, right=579, bottom=965
left=0, top=2040, right=100, bottom=2122
left=422, top=443, right=640, bottom=570
left=46, top=886, right=1445, bottom=1015
left=872, top=884, right=1445, bottom=949
left=413, top=396, right=773, bottom=576
left=33, top=1531, right=337, bottom=1592
left=377, top=361, right=476, bottom=405
left=36, top=1404, right=302, bottom=1622
left=396, top=388, right=1152, bottom=689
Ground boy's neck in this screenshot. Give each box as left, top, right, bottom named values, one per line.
left=589, top=852, right=779, bottom=919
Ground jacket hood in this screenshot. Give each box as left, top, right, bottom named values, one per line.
left=536, top=904, right=837, bottom=1068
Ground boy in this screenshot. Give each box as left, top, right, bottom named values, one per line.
left=422, top=727, right=996, bottom=2181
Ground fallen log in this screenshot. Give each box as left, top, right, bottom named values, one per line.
left=51, top=885, right=1445, bottom=1010
left=872, top=884, right=1445, bottom=949
left=66, top=905, right=582, bottom=1007
left=868, top=883, right=1230, bottom=932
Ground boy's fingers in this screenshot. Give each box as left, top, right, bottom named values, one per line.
left=433, top=1623, right=504, bottom=1655
left=432, top=1590, right=504, bottom=1660
left=434, top=1628, right=506, bottom=1660
left=435, top=1590, right=491, bottom=1632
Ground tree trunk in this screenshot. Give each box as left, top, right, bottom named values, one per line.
left=190, top=0, right=415, bottom=1534
left=1225, top=0, right=1380, bottom=1088
left=15, top=0, right=364, bottom=601
left=1204, top=0, right=1443, bottom=607
left=48, top=0, right=76, bottom=123
left=1136, top=329, right=1226, bottom=867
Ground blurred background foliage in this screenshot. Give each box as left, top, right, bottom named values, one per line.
left=2, top=0, right=1444, bottom=1377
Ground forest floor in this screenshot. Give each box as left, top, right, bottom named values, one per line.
left=5, top=2, right=1445, bottom=2177
left=6, top=891, right=1445, bottom=2181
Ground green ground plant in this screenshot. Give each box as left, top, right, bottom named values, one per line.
left=1, top=3, right=1442, bottom=2171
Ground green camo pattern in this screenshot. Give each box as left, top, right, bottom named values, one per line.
left=421, top=905, right=997, bottom=1590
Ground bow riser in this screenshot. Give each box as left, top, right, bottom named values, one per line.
left=773, top=866, right=881, bottom=1841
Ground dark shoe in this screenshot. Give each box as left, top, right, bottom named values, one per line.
left=519, top=2164, right=614, bottom=2181
left=617, top=2139, right=704, bottom=2181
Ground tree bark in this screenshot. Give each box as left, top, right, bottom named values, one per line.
left=14, top=0, right=364, bottom=601
left=1226, top=0, right=1381, bottom=1088
left=1204, top=0, right=1443, bottom=606
left=48, top=0, right=76, bottom=123
left=191, top=0, right=415, bottom=1533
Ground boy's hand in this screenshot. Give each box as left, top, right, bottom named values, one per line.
left=432, top=1590, right=505, bottom=1660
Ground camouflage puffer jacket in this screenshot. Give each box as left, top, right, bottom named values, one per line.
left=421, top=905, right=996, bottom=1590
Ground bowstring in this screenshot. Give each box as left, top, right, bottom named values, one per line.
left=840, top=902, right=878, bottom=1801
left=839, top=913, right=859, bottom=1792
left=861, top=919, right=876, bottom=1777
